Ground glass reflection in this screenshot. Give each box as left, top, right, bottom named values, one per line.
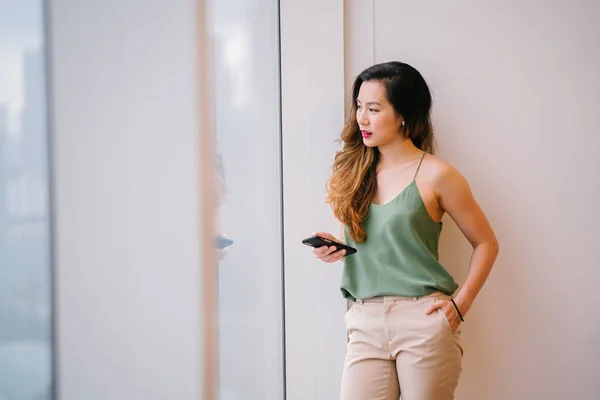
left=212, top=0, right=285, bottom=398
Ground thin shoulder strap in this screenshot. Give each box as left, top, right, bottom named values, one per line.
left=413, top=151, right=426, bottom=180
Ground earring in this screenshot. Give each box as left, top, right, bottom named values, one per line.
left=401, top=121, right=406, bottom=126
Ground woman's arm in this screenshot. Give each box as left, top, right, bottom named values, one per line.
left=435, top=165, right=499, bottom=317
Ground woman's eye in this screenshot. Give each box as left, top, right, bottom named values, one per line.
left=370, top=108, right=378, bottom=113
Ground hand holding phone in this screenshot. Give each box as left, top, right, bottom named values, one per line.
left=302, top=232, right=357, bottom=263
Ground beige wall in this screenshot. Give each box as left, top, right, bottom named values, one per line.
left=346, top=1, right=600, bottom=399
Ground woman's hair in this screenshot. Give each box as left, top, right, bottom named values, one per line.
left=327, top=61, right=435, bottom=243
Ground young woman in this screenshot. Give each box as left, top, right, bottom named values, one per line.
left=310, top=61, right=499, bottom=400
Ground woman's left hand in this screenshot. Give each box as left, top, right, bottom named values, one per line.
left=425, top=299, right=463, bottom=333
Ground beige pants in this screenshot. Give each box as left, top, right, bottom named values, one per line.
left=340, top=293, right=463, bottom=400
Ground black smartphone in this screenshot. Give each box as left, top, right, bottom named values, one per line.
left=302, top=235, right=357, bottom=256
left=216, top=236, right=234, bottom=249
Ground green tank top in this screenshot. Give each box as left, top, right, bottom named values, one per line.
left=341, top=152, right=458, bottom=301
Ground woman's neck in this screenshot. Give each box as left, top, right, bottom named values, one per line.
left=377, top=136, right=421, bottom=168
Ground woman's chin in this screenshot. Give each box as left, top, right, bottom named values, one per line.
left=362, top=138, right=378, bottom=147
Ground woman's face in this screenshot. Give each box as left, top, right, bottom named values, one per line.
left=356, top=80, right=404, bottom=148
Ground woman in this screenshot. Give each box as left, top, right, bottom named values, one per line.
left=310, top=61, right=499, bottom=400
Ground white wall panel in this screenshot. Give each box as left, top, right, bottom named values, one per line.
left=346, top=1, right=600, bottom=399
left=280, top=0, right=348, bottom=398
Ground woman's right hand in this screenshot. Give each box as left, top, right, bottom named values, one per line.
left=311, top=231, right=346, bottom=263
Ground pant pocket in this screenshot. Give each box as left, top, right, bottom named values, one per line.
left=344, top=304, right=355, bottom=330
left=437, top=308, right=454, bottom=334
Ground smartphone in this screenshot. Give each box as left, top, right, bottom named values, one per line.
left=216, top=236, right=234, bottom=249
left=302, top=235, right=357, bottom=256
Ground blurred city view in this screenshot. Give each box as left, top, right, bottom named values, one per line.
left=0, top=1, right=53, bottom=398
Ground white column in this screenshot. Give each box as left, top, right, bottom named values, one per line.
left=48, top=0, right=212, bottom=398
left=280, top=0, right=348, bottom=399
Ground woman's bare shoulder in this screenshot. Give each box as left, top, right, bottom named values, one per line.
left=422, top=153, right=456, bottom=176
left=421, top=153, right=467, bottom=188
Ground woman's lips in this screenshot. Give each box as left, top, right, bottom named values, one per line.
left=361, top=130, right=372, bottom=138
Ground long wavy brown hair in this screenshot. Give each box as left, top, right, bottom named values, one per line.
left=327, top=61, right=436, bottom=243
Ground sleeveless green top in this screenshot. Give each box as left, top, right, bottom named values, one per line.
left=341, top=152, right=458, bottom=301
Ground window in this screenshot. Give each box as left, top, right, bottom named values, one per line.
left=0, top=0, right=54, bottom=398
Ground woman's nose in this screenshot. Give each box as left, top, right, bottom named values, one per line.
left=358, top=112, right=368, bottom=126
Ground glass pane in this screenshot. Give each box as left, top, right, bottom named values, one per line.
left=0, top=0, right=53, bottom=398
left=212, top=0, right=284, bottom=398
